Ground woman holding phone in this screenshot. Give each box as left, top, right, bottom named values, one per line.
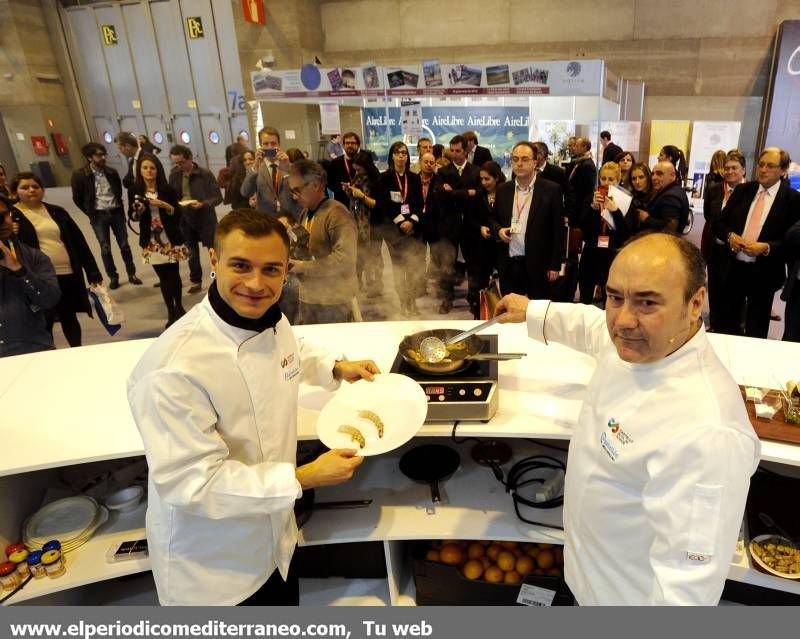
left=577, top=162, right=630, bottom=306
left=132, top=153, right=188, bottom=328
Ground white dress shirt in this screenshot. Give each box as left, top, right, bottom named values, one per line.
left=509, top=177, right=535, bottom=258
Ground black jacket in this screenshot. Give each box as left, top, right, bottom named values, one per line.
left=538, top=162, right=567, bottom=190
left=435, top=162, right=482, bottom=241
left=123, top=151, right=165, bottom=210
left=490, top=178, right=565, bottom=279
left=71, top=164, right=124, bottom=218
left=13, top=202, right=102, bottom=314
left=565, top=157, right=597, bottom=224
left=470, top=145, right=493, bottom=168
left=327, top=154, right=357, bottom=206
left=713, top=180, right=800, bottom=291
left=135, top=185, right=184, bottom=249
left=643, top=181, right=690, bottom=233
left=419, top=173, right=441, bottom=243
left=167, top=163, right=221, bottom=238
left=602, top=143, right=623, bottom=165
left=376, top=169, right=424, bottom=235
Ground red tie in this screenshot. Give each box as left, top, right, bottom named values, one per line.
left=742, top=190, right=767, bottom=243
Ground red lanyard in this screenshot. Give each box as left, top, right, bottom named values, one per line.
left=513, top=187, right=531, bottom=221
left=343, top=157, right=353, bottom=182
left=272, top=166, right=281, bottom=192
left=395, top=171, right=408, bottom=204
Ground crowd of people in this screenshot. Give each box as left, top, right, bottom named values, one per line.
left=3, top=124, right=800, bottom=358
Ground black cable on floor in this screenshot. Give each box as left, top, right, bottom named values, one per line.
left=450, top=420, right=480, bottom=445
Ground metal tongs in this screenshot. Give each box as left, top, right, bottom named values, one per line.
left=419, top=314, right=507, bottom=363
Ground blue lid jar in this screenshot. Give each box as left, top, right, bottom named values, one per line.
left=42, top=540, right=61, bottom=553
left=26, top=550, right=43, bottom=565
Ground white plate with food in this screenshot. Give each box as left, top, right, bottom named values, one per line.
left=749, top=535, right=800, bottom=579
left=178, top=198, right=199, bottom=207
left=316, top=373, right=427, bottom=456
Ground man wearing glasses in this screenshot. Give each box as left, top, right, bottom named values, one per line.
left=287, top=160, right=357, bottom=324
left=488, top=141, right=564, bottom=298
left=713, top=147, right=800, bottom=338
left=71, top=142, right=142, bottom=289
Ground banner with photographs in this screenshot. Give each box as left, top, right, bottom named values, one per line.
left=363, top=106, right=530, bottom=165
left=252, top=60, right=605, bottom=99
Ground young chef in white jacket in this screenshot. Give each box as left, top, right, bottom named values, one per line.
left=128, top=209, right=380, bottom=606
left=496, top=232, right=760, bottom=605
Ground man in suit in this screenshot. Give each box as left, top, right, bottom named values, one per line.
left=599, top=130, right=622, bottom=166
left=117, top=131, right=165, bottom=213
left=435, top=134, right=482, bottom=315
left=563, top=137, right=596, bottom=301
left=240, top=126, right=299, bottom=219
left=326, top=132, right=361, bottom=205
left=532, top=141, right=567, bottom=190
left=418, top=152, right=441, bottom=296
left=410, top=138, right=433, bottom=174
left=640, top=161, right=690, bottom=234
left=463, top=131, right=492, bottom=168
left=712, top=147, right=800, bottom=338
left=72, top=142, right=142, bottom=289
left=489, top=141, right=564, bottom=298
left=702, top=150, right=746, bottom=332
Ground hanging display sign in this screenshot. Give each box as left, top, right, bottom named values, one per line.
left=319, top=103, right=341, bottom=135
left=186, top=17, right=204, bottom=39
left=648, top=120, right=691, bottom=168
left=589, top=121, right=642, bottom=162
left=400, top=101, right=424, bottom=139
left=252, top=59, right=603, bottom=100
left=687, top=121, right=741, bottom=197
left=363, top=106, right=530, bottom=164
left=101, top=25, right=118, bottom=46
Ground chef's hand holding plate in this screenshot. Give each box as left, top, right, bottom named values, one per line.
left=495, top=293, right=530, bottom=323
left=296, top=448, right=364, bottom=489
left=333, top=359, right=380, bottom=383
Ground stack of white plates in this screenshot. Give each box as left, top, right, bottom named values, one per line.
left=23, top=496, right=110, bottom=553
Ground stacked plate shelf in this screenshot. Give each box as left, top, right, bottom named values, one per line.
left=23, top=496, right=109, bottom=553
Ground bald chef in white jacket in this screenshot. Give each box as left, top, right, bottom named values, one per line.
left=496, top=232, right=760, bottom=605
left=128, top=209, right=379, bottom=606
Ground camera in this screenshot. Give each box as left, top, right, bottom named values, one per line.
left=263, top=147, right=278, bottom=159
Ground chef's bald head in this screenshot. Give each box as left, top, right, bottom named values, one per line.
left=618, top=232, right=706, bottom=303
left=215, top=208, right=290, bottom=255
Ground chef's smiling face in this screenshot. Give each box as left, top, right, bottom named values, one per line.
left=209, top=230, right=288, bottom=319
left=605, top=238, right=704, bottom=364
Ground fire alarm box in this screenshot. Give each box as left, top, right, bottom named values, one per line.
left=51, top=132, right=69, bottom=156
left=31, top=135, right=49, bottom=156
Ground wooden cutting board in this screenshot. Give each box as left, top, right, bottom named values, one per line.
left=740, top=387, right=800, bottom=445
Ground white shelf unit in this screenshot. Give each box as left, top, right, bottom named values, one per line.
left=3, top=322, right=800, bottom=605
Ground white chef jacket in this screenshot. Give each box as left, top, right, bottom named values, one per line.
left=526, top=301, right=760, bottom=605
left=127, top=297, right=340, bottom=605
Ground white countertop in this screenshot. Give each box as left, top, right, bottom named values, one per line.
left=2, top=319, right=800, bottom=477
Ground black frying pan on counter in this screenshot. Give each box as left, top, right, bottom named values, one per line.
left=399, top=444, right=460, bottom=505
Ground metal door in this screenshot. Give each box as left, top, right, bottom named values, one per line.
left=92, top=115, right=125, bottom=175
left=150, top=0, right=203, bottom=162
left=94, top=4, right=145, bottom=137
left=178, top=0, right=228, bottom=174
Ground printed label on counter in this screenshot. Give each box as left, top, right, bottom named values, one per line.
left=516, top=583, right=556, bottom=607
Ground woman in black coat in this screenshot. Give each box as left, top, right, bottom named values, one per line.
left=132, top=153, right=188, bottom=328
left=12, top=171, right=102, bottom=347
left=375, top=141, right=425, bottom=316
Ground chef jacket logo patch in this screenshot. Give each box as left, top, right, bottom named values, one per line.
left=280, top=353, right=295, bottom=368
left=607, top=418, right=634, bottom=445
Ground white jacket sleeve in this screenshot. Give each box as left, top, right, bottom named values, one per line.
left=526, top=300, right=611, bottom=360
left=298, top=335, right=343, bottom=391
left=641, top=425, right=757, bottom=605
left=128, top=369, right=301, bottom=519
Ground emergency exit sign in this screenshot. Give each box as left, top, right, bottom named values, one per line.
left=187, top=16, right=204, bottom=39
left=101, top=25, right=118, bottom=45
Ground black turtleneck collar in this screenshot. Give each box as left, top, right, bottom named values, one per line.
left=208, top=281, right=282, bottom=333
left=307, top=195, right=328, bottom=218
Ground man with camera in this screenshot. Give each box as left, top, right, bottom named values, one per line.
left=240, top=126, right=299, bottom=219
left=0, top=194, right=61, bottom=356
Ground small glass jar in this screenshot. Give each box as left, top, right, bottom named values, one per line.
left=0, top=561, right=21, bottom=591
left=26, top=551, right=46, bottom=579
left=41, top=550, right=66, bottom=578
left=42, top=540, right=61, bottom=554
left=9, top=549, right=30, bottom=579
left=4, top=543, right=25, bottom=559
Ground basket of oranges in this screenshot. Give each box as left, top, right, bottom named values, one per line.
left=412, top=539, right=572, bottom=606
